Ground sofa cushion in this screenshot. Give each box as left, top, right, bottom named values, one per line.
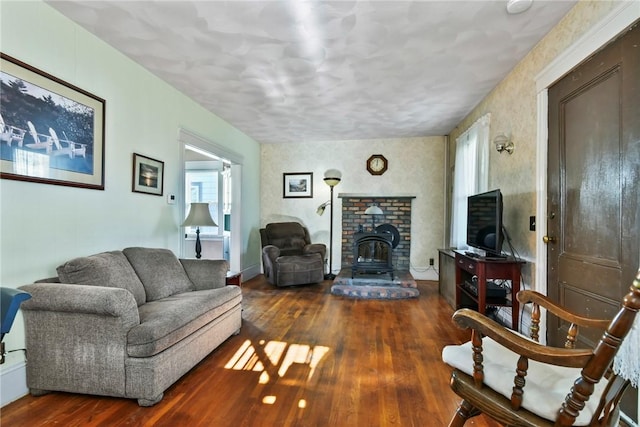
left=56, top=251, right=146, bottom=306
left=123, top=247, right=194, bottom=301
left=179, top=259, right=228, bottom=291
left=127, top=286, right=242, bottom=357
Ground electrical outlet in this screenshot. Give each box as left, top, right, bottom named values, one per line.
left=429, top=258, right=434, bottom=266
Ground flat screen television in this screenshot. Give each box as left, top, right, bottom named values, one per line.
left=466, top=189, right=504, bottom=257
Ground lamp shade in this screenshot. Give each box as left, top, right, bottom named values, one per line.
left=182, top=203, right=217, bottom=227
left=323, top=169, right=342, bottom=187
left=316, top=202, right=329, bottom=215
left=364, top=205, right=383, bottom=215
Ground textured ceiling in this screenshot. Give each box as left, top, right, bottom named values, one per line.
left=46, top=0, right=577, bottom=144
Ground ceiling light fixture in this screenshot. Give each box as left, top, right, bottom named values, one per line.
left=506, top=0, right=533, bottom=15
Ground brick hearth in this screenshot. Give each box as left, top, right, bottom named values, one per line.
left=331, top=269, right=419, bottom=299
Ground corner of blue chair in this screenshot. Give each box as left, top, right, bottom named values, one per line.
left=1, top=287, right=32, bottom=337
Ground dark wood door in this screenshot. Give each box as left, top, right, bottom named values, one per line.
left=548, top=21, right=639, bottom=419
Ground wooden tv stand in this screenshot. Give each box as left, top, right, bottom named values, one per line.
left=454, top=251, right=524, bottom=330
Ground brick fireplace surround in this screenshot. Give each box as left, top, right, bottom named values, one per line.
left=338, top=194, right=415, bottom=271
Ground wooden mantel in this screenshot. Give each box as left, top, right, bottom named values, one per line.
left=338, top=193, right=416, bottom=199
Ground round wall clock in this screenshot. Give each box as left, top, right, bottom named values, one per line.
left=366, top=154, right=388, bottom=175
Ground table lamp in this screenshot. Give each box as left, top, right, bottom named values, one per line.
left=182, top=202, right=217, bottom=259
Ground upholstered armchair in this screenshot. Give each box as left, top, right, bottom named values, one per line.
left=260, top=222, right=326, bottom=287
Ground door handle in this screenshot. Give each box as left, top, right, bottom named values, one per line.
left=543, top=235, right=556, bottom=244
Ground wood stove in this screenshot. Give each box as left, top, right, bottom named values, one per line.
left=351, top=231, right=394, bottom=279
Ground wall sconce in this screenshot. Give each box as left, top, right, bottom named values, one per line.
left=494, top=133, right=515, bottom=154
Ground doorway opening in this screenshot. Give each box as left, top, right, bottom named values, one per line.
left=179, top=128, right=243, bottom=273
left=184, top=146, right=231, bottom=261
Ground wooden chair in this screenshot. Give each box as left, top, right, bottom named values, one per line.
left=442, top=268, right=640, bottom=426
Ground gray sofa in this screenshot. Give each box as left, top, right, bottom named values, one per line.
left=19, top=247, right=242, bottom=406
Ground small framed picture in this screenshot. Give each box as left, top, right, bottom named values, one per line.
left=132, top=153, right=164, bottom=196
left=283, top=172, right=313, bottom=198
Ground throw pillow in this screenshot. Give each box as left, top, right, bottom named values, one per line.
left=56, top=250, right=147, bottom=306
left=123, top=247, right=194, bottom=301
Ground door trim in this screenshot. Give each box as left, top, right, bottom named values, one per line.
left=534, top=1, right=640, bottom=303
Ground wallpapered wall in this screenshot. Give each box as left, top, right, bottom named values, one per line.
left=260, top=136, right=446, bottom=279
left=447, top=0, right=623, bottom=289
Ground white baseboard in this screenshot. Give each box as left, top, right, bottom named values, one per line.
left=1, top=360, right=28, bottom=407
left=410, top=267, right=439, bottom=281
left=241, top=263, right=262, bottom=281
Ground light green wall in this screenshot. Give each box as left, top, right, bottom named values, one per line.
left=0, top=0, right=261, bottom=378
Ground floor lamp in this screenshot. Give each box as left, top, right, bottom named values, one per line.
left=319, top=169, right=342, bottom=280
left=182, top=202, right=217, bottom=259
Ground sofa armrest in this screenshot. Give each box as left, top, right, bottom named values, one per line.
left=180, top=259, right=228, bottom=290
left=18, top=282, right=140, bottom=398
left=19, top=283, right=139, bottom=326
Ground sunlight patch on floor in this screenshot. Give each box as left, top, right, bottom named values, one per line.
left=224, top=339, right=330, bottom=384
left=262, top=395, right=276, bottom=405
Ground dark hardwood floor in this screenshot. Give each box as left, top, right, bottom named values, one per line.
left=2, top=275, right=500, bottom=426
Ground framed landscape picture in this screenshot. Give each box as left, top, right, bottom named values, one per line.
left=283, top=172, right=313, bottom=198
left=0, top=53, right=106, bottom=190
left=132, top=153, right=164, bottom=196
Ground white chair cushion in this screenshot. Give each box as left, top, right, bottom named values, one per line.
left=442, top=336, right=607, bottom=426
